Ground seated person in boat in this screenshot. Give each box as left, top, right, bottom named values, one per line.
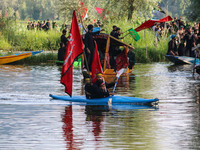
left=99, top=81, right=114, bottom=98
left=58, top=43, right=66, bottom=61
left=85, top=77, right=113, bottom=99
left=85, top=77, right=100, bottom=99
left=94, top=73, right=116, bottom=89
left=167, top=34, right=178, bottom=56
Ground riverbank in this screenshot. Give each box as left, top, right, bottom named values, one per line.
left=0, top=48, right=167, bottom=65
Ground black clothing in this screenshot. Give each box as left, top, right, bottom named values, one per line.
left=167, top=40, right=178, bottom=55
left=127, top=52, right=135, bottom=69
left=85, top=83, right=110, bottom=99
left=94, top=80, right=115, bottom=89
left=58, top=47, right=66, bottom=61
left=99, top=89, right=110, bottom=98
left=184, top=33, right=194, bottom=57
left=46, top=21, right=51, bottom=31
left=109, top=32, right=122, bottom=70
left=61, top=35, right=68, bottom=47
left=84, top=31, right=99, bottom=71
left=178, top=43, right=185, bottom=56
left=113, top=32, right=120, bottom=39
left=110, top=30, right=116, bottom=36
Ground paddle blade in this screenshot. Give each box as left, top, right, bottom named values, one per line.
left=116, top=68, right=125, bottom=78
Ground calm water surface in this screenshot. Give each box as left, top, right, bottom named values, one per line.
left=0, top=63, right=200, bottom=150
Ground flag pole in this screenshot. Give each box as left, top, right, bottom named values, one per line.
left=77, top=10, right=91, bottom=77
left=144, top=29, right=148, bottom=58
left=122, top=33, right=130, bottom=38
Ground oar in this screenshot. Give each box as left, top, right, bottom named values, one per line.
left=112, top=68, right=125, bottom=94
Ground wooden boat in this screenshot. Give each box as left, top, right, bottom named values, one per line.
left=165, top=55, right=200, bottom=65
left=82, top=34, right=135, bottom=83
left=49, top=94, right=159, bottom=105
left=0, top=50, right=43, bottom=65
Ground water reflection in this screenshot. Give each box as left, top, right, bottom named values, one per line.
left=1, top=63, right=200, bottom=149
left=61, top=106, right=75, bottom=149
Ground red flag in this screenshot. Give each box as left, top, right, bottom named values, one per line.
left=135, top=16, right=173, bottom=32
left=61, top=11, right=84, bottom=97
left=91, top=42, right=103, bottom=83
left=116, top=50, right=129, bottom=71
left=79, top=0, right=88, bottom=20
left=95, top=7, right=104, bottom=15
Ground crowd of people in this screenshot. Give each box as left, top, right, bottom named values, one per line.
left=152, top=17, right=200, bottom=58
left=27, top=19, right=68, bottom=32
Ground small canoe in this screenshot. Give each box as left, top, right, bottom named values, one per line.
left=49, top=94, right=159, bottom=105
left=0, top=50, right=43, bottom=65
left=165, top=55, right=200, bottom=65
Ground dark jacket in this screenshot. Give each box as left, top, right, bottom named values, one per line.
left=85, top=83, right=111, bottom=99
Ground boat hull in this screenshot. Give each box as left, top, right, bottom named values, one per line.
left=0, top=50, right=43, bottom=65
left=165, top=55, right=200, bottom=65
left=49, top=94, right=159, bottom=105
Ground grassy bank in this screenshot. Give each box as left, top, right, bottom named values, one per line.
left=0, top=19, right=169, bottom=63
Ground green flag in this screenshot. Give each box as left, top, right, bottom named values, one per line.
left=128, top=28, right=140, bottom=41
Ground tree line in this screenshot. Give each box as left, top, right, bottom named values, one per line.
left=0, top=0, right=200, bottom=22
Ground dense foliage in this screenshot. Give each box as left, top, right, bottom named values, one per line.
left=186, top=0, right=200, bottom=21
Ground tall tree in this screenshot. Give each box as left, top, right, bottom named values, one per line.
left=185, top=0, right=200, bottom=21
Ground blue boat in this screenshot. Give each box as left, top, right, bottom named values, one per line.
left=49, top=94, right=159, bottom=105
left=165, top=55, right=200, bottom=65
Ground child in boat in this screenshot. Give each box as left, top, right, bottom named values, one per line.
left=84, top=77, right=98, bottom=99
left=99, top=82, right=114, bottom=97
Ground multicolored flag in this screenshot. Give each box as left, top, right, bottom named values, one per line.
left=128, top=28, right=140, bottom=41
left=79, top=0, right=88, bottom=20
left=61, top=11, right=84, bottom=97
left=91, top=41, right=103, bottom=83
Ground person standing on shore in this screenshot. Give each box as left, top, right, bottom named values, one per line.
left=61, top=29, right=68, bottom=48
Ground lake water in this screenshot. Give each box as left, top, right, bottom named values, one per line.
left=0, top=63, right=200, bottom=150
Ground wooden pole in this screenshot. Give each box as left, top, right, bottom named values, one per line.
left=103, top=36, right=110, bottom=71
left=144, top=30, right=148, bottom=58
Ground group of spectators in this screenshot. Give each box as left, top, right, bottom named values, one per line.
left=152, top=17, right=200, bottom=57
left=27, top=19, right=68, bottom=32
